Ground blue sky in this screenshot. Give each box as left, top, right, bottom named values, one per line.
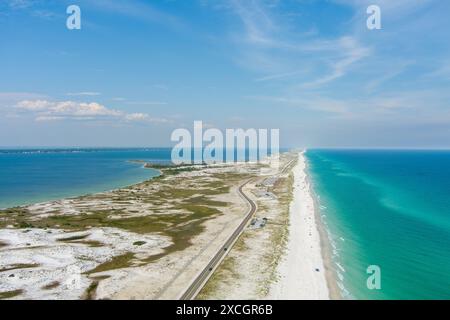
left=0, top=0, right=449, bottom=148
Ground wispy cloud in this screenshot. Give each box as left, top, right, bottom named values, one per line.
left=1, top=0, right=61, bottom=21
left=364, top=61, right=414, bottom=93
left=82, top=0, right=186, bottom=31
left=299, top=37, right=371, bottom=88
left=246, top=95, right=351, bottom=116
left=125, top=101, right=168, bottom=106
left=247, top=86, right=450, bottom=122
left=426, top=60, right=450, bottom=81
left=230, top=0, right=278, bottom=46
left=5, top=0, right=34, bottom=10
left=216, top=0, right=450, bottom=127
left=150, top=84, right=169, bottom=91
left=66, top=92, right=102, bottom=97
left=222, top=0, right=371, bottom=89
left=255, top=70, right=303, bottom=82
left=334, top=0, right=434, bottom=17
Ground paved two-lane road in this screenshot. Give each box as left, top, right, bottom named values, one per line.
left=180, top=157, right=297, bottom=300
left=179, top=179, right=256, bottom=300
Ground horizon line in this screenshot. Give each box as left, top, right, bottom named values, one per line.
left=1, top=146, right=450, bottom=151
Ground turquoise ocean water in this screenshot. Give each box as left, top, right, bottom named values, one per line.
left=306, top=150, right=450, bottom=300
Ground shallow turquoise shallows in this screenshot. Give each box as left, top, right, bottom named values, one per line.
left=306, top=150, right=450, bottom=300
left=0, top=148, right=172, bottom=209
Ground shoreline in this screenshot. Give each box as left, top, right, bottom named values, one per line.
left=305, top=152, right=342, bottom=300
left=0, top=161, right=160, bottom=211
left=269, top=150, right=338, bottom=299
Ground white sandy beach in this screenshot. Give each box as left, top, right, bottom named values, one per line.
left=269, top=151, right=330, bottom=300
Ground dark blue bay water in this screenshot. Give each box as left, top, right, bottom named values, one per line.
left=0, top=148, right=172, bottom=208
left=306, top=150, right=450, bottom=300
left=0, top=147, right=279, bottom=209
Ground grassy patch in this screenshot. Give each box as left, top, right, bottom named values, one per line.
left=83, top=275, right=110, bottom=300
left=0, top=263, right=40, bottom=273
left=56, top=232, right=104, bottom=247
left=259, top=173, right=294, bottom=294
left=0, top=289, right=23, bottom=299
left=0, top=207, right=30, bottom=228
left=57, top=234, right=90, bottom=242
left=198, top=231, right=252, bottom=299
left=42, top=281, right=60, bottom=290
left=85, top=252, right=135, bottom=275
left=84, top=281, right=99, bottom=300
left=197, top=255, right=238, bottom=300
left=76, top=240, right=105, bottom=248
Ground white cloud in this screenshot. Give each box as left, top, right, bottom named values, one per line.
left=125, top=113, right=168, bottom=123
left=35, top=116, right=65, bottom=122
left=125, top=113, right=149, bottom=121
left=15, top=99, right=168, bottom=124
left=16, top=100, right=51, bottom=111
left=17, top=100, right=121, bottom=117
left=57, top=101, right=122, bottom=117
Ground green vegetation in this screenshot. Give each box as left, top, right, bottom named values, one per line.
left=58, top=232, right=105, bottom=248
left=259, top=172, right=294, bottom=294
left=83, top=276, right=110, bottom=300
left=197, top=229, right=252, bottom=300
left=0, top=208, right=29, bottom=229
left=84, top=281, right=99, bottom=300
left=57, top=234, right=90, bottom=242
left=85, top=252, right=135, bottom=275
left=0, top=289, right=23, bottom=299
left=0, top=263, right=40, bottom=273
left=72, top=240, right=105, bottom=248
left=196, top=255, right=239, bottom=300
left=42, top=281, right=60, bottom=290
